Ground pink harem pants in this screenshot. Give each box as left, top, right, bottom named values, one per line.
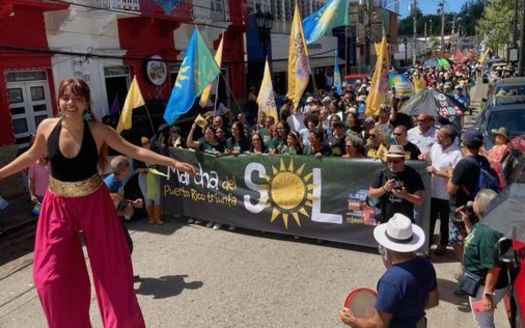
left=33, top=185, right=145, bottom=328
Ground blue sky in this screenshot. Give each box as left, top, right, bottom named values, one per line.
left=398, top=0, right=469, bottom=18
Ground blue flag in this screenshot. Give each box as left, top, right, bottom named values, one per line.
left=155, top=0, right=179, bottom=13
left=333, top=50, right=342, bottom=95
left=163, top=27, right=220, bottom=125
left=303, top=0, right=349, bottom=44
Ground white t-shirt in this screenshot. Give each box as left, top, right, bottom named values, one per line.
left=407, top=126, right=437, bottom=155
left=429, top=142, right=463, bottom=200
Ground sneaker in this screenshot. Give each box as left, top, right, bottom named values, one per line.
left=206, top=221, right=214, bottom=228
left=133, top=275, right=142, bottom=282
left=194, top=219, right=203, bottom=224
left=212, top=223, right=222, bottom=230
left=187, top=218, right=195, bottom=224
left=228, top=225, right=236, bottom=231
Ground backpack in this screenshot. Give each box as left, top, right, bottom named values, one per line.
left=463, top=156, right=500, bottom=197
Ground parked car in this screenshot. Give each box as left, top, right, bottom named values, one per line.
left=477, top=78, right=525, bottom=149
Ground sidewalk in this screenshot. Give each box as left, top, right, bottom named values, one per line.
left=0, top=194, right=34, bottom=235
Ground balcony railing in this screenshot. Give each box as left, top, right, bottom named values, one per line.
left=59, top=0, right=141, bottom=12
left=46, top=0, right=246, bottom=25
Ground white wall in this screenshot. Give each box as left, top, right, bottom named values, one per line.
left=45, top=7, right=127, bottom=119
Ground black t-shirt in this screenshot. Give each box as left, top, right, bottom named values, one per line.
left=328, top=135, right=346, bottom=156
left=451, top=155, right=488, bottom=207
left=390, top=112, right=414, bottom=130
left=371, top=166, right=425, bottom=223
left=403, top=141, right=422, bottom=160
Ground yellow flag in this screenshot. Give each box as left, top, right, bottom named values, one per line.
left=288, top=3, right=310, bottom=110
left=413, top=76, right=426, bottom=93
left=256, top=59, right=279, bottom=123
left=199, top=35, right=224, bottom=108
left=478, top=47, right=491, bottom=65
left=365, top=31, right=389, bottom=117
left=116, top=77, right=145, bottom=134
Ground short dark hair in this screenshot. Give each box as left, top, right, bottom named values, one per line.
left=440, top=124, right=457, bottom=141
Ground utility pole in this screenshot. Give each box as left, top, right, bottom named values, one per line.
left=518, top=0, right=525, bottom=76
left=424, top=21, right=427, bottom=42
left=513, top=0, right=518, bottom=48
left=440, top=0, right=445, bottom=54
left=366, top=0, right=372, bottom=69
left=412, top=0, right=417, bottom=65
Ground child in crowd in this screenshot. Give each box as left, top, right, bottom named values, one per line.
left=28, top=155, right=50, bottom=216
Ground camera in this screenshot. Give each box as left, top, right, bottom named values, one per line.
left=454, top=201, right=477, bottom=223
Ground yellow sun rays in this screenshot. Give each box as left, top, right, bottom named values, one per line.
left=262, top=158, right=316, bottom=229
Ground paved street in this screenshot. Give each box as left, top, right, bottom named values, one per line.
left=0, top=80, right=505, bottom=328
left=0, top=217, right=509, bottom=328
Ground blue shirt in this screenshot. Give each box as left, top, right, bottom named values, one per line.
left=375, top=257, right=437, bottom=327
left=103, top=174, right=122, bottom=193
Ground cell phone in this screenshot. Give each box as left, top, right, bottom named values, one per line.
left=471, top=300, right=487, bottom=312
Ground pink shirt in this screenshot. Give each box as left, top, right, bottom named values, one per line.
left=28, top=160, right=50, bottom=197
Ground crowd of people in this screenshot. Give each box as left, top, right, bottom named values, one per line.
left=0, top=56, right=518, bottom=327
left=152, top=61, right=513, bottom=327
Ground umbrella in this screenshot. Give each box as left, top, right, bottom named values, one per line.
left=399, top=89, right=465, bottom=118
left=422, top=57, right=453, bottom=68
left=481, top=183, right=525, bottom=242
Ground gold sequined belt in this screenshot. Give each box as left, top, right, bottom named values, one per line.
left=48, top=174, right=103, bottom=198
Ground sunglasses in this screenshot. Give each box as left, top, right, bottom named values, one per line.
left=393, top=133, right=403, bottom=136
left=369, top=134, right=376, bottom=138
left=387, top=158, right=403, bottom=164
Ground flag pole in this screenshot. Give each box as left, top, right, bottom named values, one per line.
left=143, top=103, right=156, bottom=135
left=345, top=26, right=349, bottom=76
left=212, top=75, right=220, bottom=118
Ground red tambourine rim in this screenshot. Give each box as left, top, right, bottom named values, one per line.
left=344, top=287, right=377, bottom=308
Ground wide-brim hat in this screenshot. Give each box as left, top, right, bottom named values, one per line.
left=493, top=127, right=510, bottom=140
left=373, top=213, right=425, bottom=253
left=386, top=144, right=405, bottom=158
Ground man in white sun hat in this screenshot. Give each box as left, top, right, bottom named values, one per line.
left=340, top=213, right=439, bottom=328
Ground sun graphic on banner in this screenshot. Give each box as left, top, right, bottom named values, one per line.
left=259, top=159, right=315, bottom=229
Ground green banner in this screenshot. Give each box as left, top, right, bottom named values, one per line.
left=162, top=149, right=431, bottom=249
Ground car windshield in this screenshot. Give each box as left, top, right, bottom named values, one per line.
left=488, top=109, right=525, bottom=136
left=494, top=85, right=525, bottom=104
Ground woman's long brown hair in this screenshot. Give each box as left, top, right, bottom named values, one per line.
left=57, top=78, right=108, bottom=172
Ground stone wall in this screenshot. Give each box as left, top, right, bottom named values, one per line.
left=0, top=145, right=24, bottom=198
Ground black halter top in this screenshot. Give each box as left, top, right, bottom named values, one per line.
left=47, top=120, right=99, bottom=182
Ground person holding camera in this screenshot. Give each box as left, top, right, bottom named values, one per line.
left=447, top=129, right=493, bottom=282
left=458, top=189, right=509, bottom=328
left=369, top=145, right=425, bottom=267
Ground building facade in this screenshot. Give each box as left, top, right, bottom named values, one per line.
left=0, top=0, right=247, bottom=151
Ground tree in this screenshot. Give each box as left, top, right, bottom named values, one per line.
left=477, top=0, right=518, bottom=50
left=398, top=1, right=485, bottom=37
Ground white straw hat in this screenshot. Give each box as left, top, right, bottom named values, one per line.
left=373, top=213, right=425, bottom=252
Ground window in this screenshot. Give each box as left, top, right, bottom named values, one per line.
left=104, top=66, right=130, bottom=110
left=6, top=71, right=46, bottom=82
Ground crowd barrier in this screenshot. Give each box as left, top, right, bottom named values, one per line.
left=161, top=149, right=431, bottom=251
